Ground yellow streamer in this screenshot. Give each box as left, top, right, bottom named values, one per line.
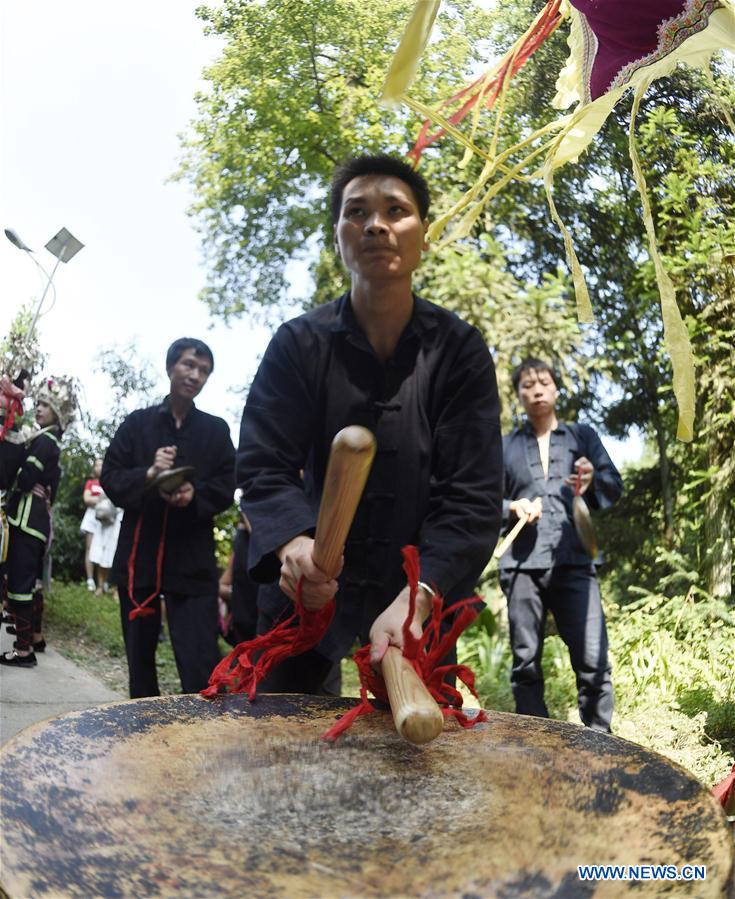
left=628, top=81, right=695, bottom=442
left=381, top=0, right=442, bottom=105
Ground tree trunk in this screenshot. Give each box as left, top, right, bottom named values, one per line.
left=652, top=411, right=675, bottom=547
left=704, top=444, right=733, bottom=601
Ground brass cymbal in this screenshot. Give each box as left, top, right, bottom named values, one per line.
left=147, top=465, right=195, bottom=494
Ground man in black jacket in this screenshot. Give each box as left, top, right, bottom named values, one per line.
left=102, top=338, right=235, bottom=697
left=499, top=358, right=623, bottom=731
left=238, top=154, right=503, bottom=693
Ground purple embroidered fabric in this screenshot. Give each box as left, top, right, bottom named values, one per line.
left=569, top=0, right=717, bottom=100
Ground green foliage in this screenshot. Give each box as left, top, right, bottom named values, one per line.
left=415, top=238, right=597, bottom=425
left=91, top=343, right=159, bottom=447
left=609, top=585, right=735, bottom=785
left=177, top=0, right=493, bottom=319
left=50, top=343, right=159, bottom=582
left=50, top=432, right=91, bottom=583
left=0, top=304, right=46, bottom=386
left=213, top=503, right=240, bottom=570
left=44, top=582, right=182, bottom=695
left=460, top=569, right=735, bottom=787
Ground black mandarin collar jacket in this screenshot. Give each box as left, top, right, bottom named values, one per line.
left=500, top=420, right=623, bottom=570
left=238, top=293, right=503, bottom=661
left=101, top=399, right=235, bottom=596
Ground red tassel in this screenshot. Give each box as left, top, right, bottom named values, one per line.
left=713, top=764, right=735, bottom=815
left=202, top=545, right=488, bottom=743
left=0, top=396, right=23, bottom=442
left=202, top=577, right=335, bottom=700
left=322, top=546, right=488, bottom=741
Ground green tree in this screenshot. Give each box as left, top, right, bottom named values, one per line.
left=177, top=0, right=493, bottom=320
left=52, top=344, right=159, bottom=581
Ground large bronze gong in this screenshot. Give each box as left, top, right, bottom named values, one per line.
left=1, top=694, right=732, bottom=897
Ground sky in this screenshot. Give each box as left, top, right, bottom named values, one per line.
left=1, top=0, right=270, bottom=432
left=1, top=0, right=641, bottom=465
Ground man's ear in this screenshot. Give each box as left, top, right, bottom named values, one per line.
left=333, top=224, right=340, bottom=257
left=422, top=219, right=429, bottom=252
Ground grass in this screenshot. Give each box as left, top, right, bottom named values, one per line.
left=44, top=582, right=188, bottom=696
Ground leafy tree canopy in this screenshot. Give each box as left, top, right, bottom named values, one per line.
left=177, top=0, right=493, bottom=320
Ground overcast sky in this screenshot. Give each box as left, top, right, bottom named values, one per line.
left=1, top=0, right=640, bottom=464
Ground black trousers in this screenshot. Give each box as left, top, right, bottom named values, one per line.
left=6, top=527, right=45, bottom=651
left=119, top=588, right=221, bottom=698
left=500, top=565, right=613, bottom=731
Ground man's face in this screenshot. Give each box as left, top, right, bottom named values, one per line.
left=168, top=348, right=211, bottom=402
left=333, top=174, right=428, bottom=283
left=517, top=367, right=558, bottom=417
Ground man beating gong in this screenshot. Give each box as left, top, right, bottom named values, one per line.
left=237, top=153, right=503, bottom=693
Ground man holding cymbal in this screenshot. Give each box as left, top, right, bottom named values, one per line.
left=102, top=338, right=235, bottom=698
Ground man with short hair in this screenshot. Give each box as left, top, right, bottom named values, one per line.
left=499, top=358, right=623, bottom=731
left=238, top=153, right=503, bottom=693
left=102, top=338, right=235, bottom=697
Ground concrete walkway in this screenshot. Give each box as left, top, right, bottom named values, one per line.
left=0, top=621, right=123, bottom=746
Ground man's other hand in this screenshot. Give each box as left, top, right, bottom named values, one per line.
left=566, top=456, right=595, bottom=495
left=368, top=583, right=432, bottom=668
left=276, top=535, right=341, bottom=611
left=509, top=496, right=543, bottom=523
left=160, top=481, right=194, bottom=508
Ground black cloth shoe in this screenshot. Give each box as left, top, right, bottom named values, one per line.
left=6, top=625, right=16, bottom=634
left=33, top=639, right=46, bottom=653
left=0, top=650, right=37, bottom=667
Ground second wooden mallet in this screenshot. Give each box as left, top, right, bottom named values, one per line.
left=312, top=425, right=444, bottom=746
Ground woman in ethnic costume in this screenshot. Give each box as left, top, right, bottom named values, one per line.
left=1, top=378, right=75, bottom=667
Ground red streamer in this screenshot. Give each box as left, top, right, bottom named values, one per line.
left=409, top=0, right=563, bottom=165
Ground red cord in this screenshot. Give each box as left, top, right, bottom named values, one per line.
left=126, top=504, right=169, bottom=621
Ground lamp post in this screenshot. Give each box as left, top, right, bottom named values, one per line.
left=4, top=227, right=84, bottom=344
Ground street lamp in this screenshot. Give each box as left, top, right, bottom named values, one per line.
left=4, top=227, right=84, bottom=343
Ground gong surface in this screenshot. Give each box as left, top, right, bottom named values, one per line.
left=1, top=694, right=732, bottom=898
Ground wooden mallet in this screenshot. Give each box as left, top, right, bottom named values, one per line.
left=312, top=425, right=444, bottom=746
left=493, top=511, right=530, bottom=559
